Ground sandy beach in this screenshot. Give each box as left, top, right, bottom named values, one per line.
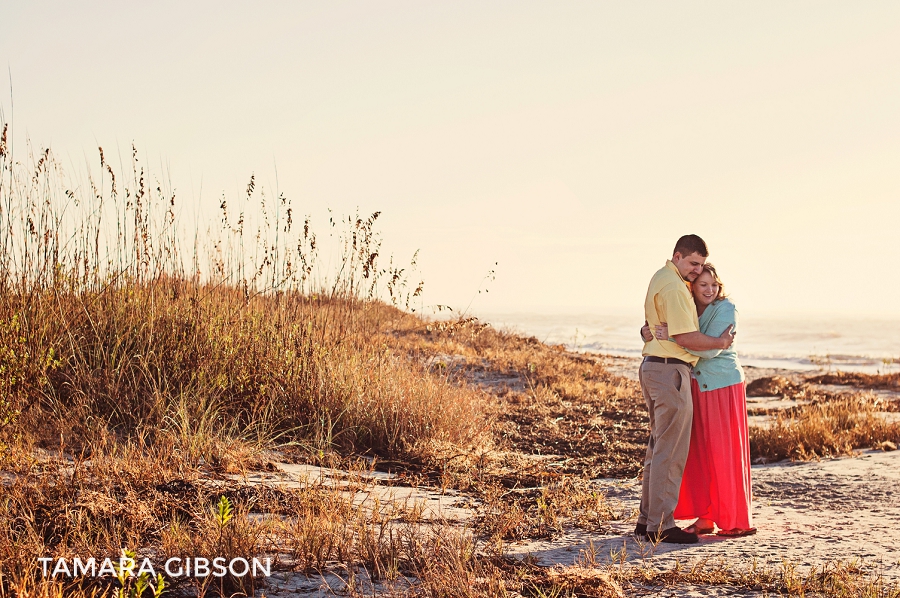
left=247, top=353, right=900, bottom=596
left=253, top=440, right=900, bottom=596
left=510, top=355, right=900, bottom=593
left=505, top=448, right=900, bottom=583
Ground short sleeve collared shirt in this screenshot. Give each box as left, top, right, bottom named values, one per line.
left=642, top=260, right=700, bottom=365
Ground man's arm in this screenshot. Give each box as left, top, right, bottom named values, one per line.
left=653, top=323, right=723, bottom=359
left=672, top=326, right=734, bottom=351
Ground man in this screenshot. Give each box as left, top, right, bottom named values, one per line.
left=635, top=234, right=735, bottom=544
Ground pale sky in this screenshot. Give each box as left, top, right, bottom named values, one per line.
left=2, top=2, right=899, bottom=318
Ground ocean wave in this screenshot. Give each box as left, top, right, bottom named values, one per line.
left=478, top=311, right=900, bottom=374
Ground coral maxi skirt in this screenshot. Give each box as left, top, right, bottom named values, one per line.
left=674, top=379, right=753, bottom=530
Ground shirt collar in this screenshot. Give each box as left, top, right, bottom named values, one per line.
left=665, top=260, right=691, bottom=288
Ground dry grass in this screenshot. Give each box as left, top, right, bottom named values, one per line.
left=600, top=557, right=900, bottom=597
left=746, top=374, right=807, bottom=397
left=747, top=374, right=900, bottom=461
left=0, top=121, right=491, bottom=465
left=475, top=476, right=615, bottom=549
left=0, top=123, right=632, bottom=595
left=808, top=371, right=900, bottom=391
left=0, top=124, right=496, bottom=595
left=404, top=551, right=900, bottom=598
left=5, top=284, right=489, bottom=464
left=0, top=435, right=487, bottom=596
left=391, top=319, right=649, bottom=479
left=751, top=393, right=900, bottom=462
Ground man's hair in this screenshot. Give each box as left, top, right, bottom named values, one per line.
left=673, top=234, right=709, bottom=258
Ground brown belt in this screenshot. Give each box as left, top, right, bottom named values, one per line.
left=642, top=356, right=692, bottom=368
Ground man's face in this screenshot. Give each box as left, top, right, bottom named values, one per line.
left=672, top=251, right=706, bottom=282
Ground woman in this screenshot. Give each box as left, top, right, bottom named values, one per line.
left=641, top=264, right=755, bottom=537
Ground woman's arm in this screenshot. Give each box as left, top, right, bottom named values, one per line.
left=684, top=344, right=724, bottom=360
left=703, top=301, right=738, bottom=338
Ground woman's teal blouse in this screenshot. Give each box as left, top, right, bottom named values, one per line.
left=686, top=298, right=745, bottom=392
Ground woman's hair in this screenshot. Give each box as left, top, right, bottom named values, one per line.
left=699, top=263, right=728, bottom=301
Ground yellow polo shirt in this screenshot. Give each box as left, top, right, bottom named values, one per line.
left=642, top=260, right=700, bottom=366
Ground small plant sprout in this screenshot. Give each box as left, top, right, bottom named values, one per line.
left=152, top=574, right=166, bottom=598
left=215, top=495, right=234, bottom=528
left=114, top=549, right=137, bottom=588
left=112, top=550, right=164, bottom=598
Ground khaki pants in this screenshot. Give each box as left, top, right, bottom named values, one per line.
left=638, top=360, right=693, bottom=532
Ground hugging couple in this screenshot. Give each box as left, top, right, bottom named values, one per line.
left=635, top=234, right=756, bottom=544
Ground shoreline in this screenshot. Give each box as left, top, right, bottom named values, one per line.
left=475, top=311, right=900, bottom=377
left=593, top=352, right=825, bottom=384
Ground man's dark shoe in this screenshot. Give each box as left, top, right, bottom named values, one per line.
left=633, top=523, right=648, bottom=537
left=647, top=526, right=699, bottom=544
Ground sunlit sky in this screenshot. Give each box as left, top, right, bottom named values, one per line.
left=3, top=2, right=899, bottom=319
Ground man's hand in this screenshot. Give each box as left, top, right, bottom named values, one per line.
left=718, top=325, right=735, bottom=349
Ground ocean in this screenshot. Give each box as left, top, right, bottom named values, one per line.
left=475, top=311, right=900, bottom=374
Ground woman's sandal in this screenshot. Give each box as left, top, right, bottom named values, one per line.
left=716, top=527, right=757, bottom=537
left=684, top=524, right=715, bottom=535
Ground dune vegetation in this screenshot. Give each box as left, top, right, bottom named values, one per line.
left=0, top=123, right=635, bottom=596
left=1, top=123, right=899, bottom=597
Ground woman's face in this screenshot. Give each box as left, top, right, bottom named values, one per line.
left=692, top=270, right=719, bottom=307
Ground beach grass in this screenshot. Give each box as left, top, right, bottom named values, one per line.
left=750, top=393, right=900, bottom=462
left=807, top=371, right=900, bottom=391
left=0, top=125, right=629, bottom=595
left=3, top=124, right=900, bottom=595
